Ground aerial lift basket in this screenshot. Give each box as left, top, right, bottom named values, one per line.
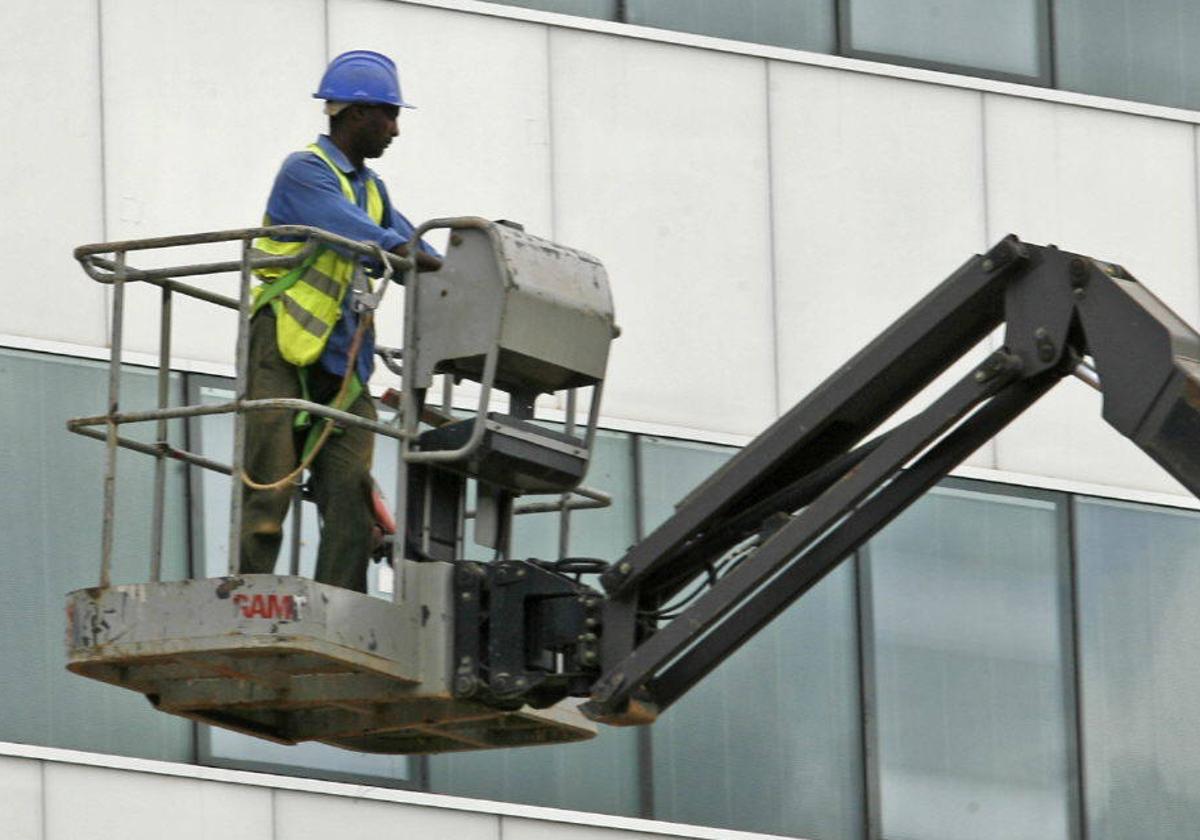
left=65, top=219, right=617, bottom=753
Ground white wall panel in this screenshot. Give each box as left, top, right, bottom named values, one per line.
left=0, top=0, right=106, bottom=347
left=550, top=31, right=776, bottom=437
left=274, top=790, right=498, bottom=839
left=769, top=65, right=995, bottom=466
left=328, top=0, right=553, bottom=230
left=44, top=763, right=270, bottom=840
left=327, top=0, right=554, bottom=391
left=100, top=0, right=326, bottom=365
left=0, top=756, right=42, bottom=840
left=985, top=95, right=1200, bottom=494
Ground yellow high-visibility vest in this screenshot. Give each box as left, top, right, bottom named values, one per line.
left=251, top=143, right=384, bottom=366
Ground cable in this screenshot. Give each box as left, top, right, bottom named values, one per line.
left=641, top=536, right=762, bottom=620
left=553, top=557, right=610, bottom=576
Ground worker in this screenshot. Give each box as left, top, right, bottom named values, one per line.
left=239, top=49, right=441, bottom=592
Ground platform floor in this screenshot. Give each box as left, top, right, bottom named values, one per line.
left=66, top=575, right=595, bottom=754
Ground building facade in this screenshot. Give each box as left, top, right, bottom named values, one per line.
left=4, top=1, right=1200, bottom=839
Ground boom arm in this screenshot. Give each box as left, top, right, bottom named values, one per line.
left=575, top=236, right=1200, bottom=722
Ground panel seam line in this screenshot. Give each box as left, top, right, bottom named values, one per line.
left=765, top=59, right=782, bottom=418
left=979, top=90, right=999, bottom=470
left=97, top=0, right=111, bottom=345
left=323, top=0, right=330, bottom=61
left=1193, top=125, right=1200, bottom=324
left=545, top=25, right=558, bottom=239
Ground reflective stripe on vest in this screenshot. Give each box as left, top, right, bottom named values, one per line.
left=280, top=294, right=330, bottom=338
left=251, top=143, right=384, bottom=366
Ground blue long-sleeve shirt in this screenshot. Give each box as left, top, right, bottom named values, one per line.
left=262, top=134, right=436, bottom=382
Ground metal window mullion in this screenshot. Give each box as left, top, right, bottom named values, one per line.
left=99, top=251, right=128, bottom=588
left=1042, top=0, right=1057, bottom=89
left=1063, top=494, right=1089, bottom=840
left=855, top=545, right=882, bottom=840
left=181, top=373, right=201, bottom=582
left=835, top=0, right=852, bottom=59
left=182, top=370, right=202, bottom=764
left=150, top=285, right=173, bottom=582
left=630, top=433, right=655, bottom=821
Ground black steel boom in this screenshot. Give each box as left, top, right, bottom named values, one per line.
left=576, top=236, right=1200, bottom=723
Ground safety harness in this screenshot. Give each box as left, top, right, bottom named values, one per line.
left=242, top=143, right=384, bottom=490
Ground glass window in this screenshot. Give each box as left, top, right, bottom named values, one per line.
left=1055, top=0, right=1200, bottom=110
left=863, top=482, right=1077, bottom=840
left=642, top=437, right=865, bottom=839
left=0, top=349, right=192, bottom=761
left=1074, top=497, right=1200, bottom=839
left=638, top=435, right=737, bottom=533
left=625, top=0, right=836, bottom=53
left=428, top=429, right=641, bottom=816
left=477, top=0, right=617, bottom=20
left=842, top=0, right=1048, bottom=81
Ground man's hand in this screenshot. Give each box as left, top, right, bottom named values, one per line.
left=390, top=242, right=443, bottom=272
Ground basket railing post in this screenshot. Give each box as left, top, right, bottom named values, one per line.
left=289, top=489, right=303, bottom=576
left=391, top=249, right=419, bottom=604
left=558, top=388, right=578, bottom=562
left=149, top=285, right=173, bottom=582
left=99, top=250, right=128, bottom=589
left=227, top=237, right=253, bottom=575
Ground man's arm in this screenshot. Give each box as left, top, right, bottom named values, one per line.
left=389, top=241, right=442, bottom=271
left=376, top=181, right=443, bottom=272
left=267, top=153, right=406, bottom=252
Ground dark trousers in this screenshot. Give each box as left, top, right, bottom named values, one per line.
left=239, top=310, right=377, bottom=592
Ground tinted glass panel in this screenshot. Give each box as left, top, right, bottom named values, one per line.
left=643, top=437, right=864, bottom=839
left=847, top=0, right=1044, bottom=78
left=0, top=349, right=191, bottom=761
left=1075, top=497, right=1200, bottom=839
left=477, top=0, right=617, bottom=19
left=1055, top=0, right=1200, bottom=110
left=865, top=483, right=1075, bottom=840
left=626, top=0, right=836, bottom=53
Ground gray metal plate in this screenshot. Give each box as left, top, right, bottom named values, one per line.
left=66, top=574, right=595, bottom=754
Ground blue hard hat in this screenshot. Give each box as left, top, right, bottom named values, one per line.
left=314, top=50, right=415, bottom=109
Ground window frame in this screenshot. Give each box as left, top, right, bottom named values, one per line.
left=835, top=0, right=1055, bottom=87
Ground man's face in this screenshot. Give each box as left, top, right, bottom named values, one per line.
left=356, top=104, right=400, bottom=159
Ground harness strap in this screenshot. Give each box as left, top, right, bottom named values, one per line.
left=250, top=248, right=322, bottom=317
left=297, top=367, right=365, bottom=462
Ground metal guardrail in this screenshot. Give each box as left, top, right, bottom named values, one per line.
left=69, top=224, right=611, bottom=599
